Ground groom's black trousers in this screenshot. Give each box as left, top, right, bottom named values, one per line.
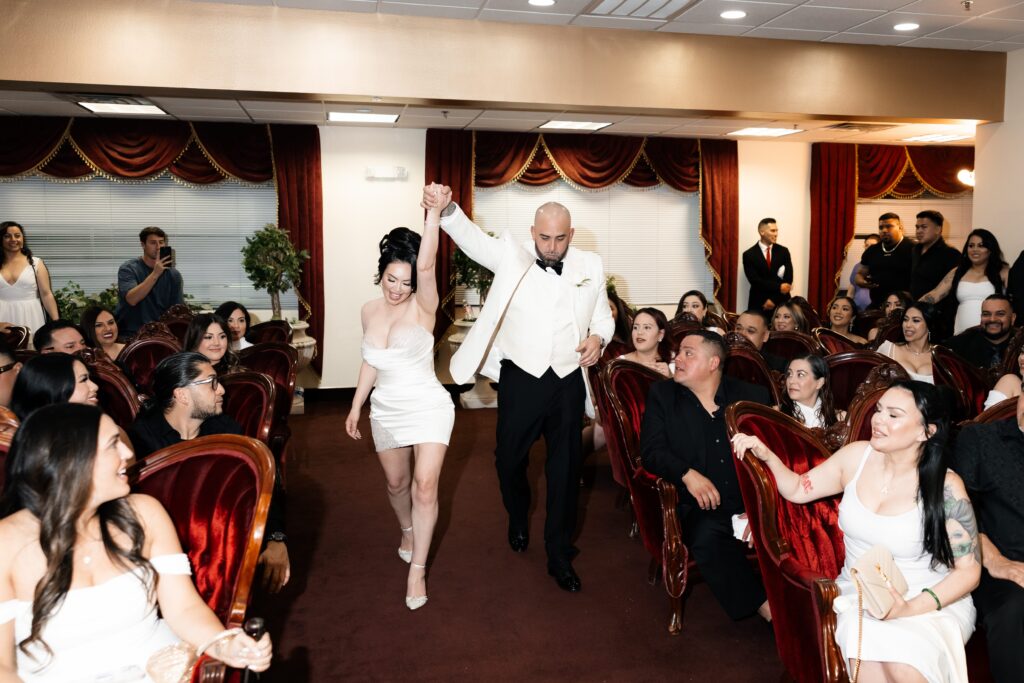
left=494, top=360, right=585, bottom=568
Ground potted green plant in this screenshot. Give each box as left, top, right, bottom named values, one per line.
left=452, top=240, right=494, bottom=313
left=241, top=223, right=310, bottom=320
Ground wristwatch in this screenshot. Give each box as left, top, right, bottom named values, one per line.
left=268, top=531, right=287, bottom=543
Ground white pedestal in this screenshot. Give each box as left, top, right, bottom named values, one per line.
left=459, top=375, right=498, bottom=409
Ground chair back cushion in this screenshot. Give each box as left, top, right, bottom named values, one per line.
left=931, top=345, right=989, bottom=421
left=825, top=350, right=903, bottom=410
left=724, top=347, right=782, bottom=404
left=89, top=358, right=141, bottom=431
left=133, top=435, right=274, bottom=626
left=589, top=363, right=627, bottom=489
left=790, top=297, right=822, bottom=330
left=1, top=325, right=30, bottom=350
left=246, top=321, right=292, bottom=345
left=853, top=310, right=885, bottom=338
left=0, top=406, right=17, bottom=492
left=220, top=372, right=276, bottom=444
left=842, top=364, right=910, bottom=445
left=119, top=336, right=183, bottom=395
left=726, top=402, right=845, bottom=683
left=238, top=343, right=297, bottom=453
left=814, top=328, right=864, bottom=355
left=964, top=396, right=1017, bottom=426
left=764, top=332, right=821, bottom=362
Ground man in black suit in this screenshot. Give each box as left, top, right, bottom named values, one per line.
left=742, top=217, right=793, bottom=312
left=640, top=330, right=771, bottom=621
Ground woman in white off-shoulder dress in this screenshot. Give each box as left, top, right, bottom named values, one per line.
left=733, top=381, right=980, bottom=683
left=0, top=403, right=271, bottom=682
left=345, top=189, right=454, bottom=611
left=0, top=222, right=59, bottom=340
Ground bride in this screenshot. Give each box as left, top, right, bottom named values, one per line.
left=345, top=188, right=454, bottom=610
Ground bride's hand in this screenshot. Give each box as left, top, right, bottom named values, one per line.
left=211, top=632, right=273, bottom=672
left=345, top=410, right=362, bottom=440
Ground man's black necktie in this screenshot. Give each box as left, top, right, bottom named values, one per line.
left=536, top=258, right=563, bottom=275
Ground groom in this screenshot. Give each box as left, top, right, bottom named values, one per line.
left=425, top=184, right=613, bottom=592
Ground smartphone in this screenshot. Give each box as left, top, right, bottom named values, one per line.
left=159, top=246, right=173, bottom=265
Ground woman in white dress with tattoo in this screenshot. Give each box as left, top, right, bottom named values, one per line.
left=733, top=381, right=980, bottom=682
left=345, top=192, right=454, bottom=610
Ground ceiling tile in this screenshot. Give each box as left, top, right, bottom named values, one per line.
left=176, top=113, right=254, bottom=121
left=658, top=21, right=751, bottom=33
left=149, top=97, right=244, bottom=110
left=467, top=119, right=544, bottom=130
left=676, top=0, right=795, bottom=26
left=240, top=100, right=324, bottom=112
left=384, top=0, right=485, bottom=7
left=849, top=11, right=967, bottom=34
left=930, top=17, right=1024, bottom=40
left=823, top=31, right=912, bottom=43
left=274, top=0, right=377, bottom=11
left=570, top=14, right=666, bottom=28
left=601, top=122, right=680, bottom=133
left=404, top=106, right=482, bottom=118
left=805, top=0, right=910, bottom=10
left=477, top=8, right=576, bottom=23
left=742, top=26, right=836, bottom=39
left=0, top=100, right=91, bottom=115
left=378, top=2, right=481, bottom=19
left=661, top=128, right=726, bottom=137
left=899, top=36, right=993, bottom=47
left=972, top=41, right=1024, bottom=50
left=485, top=0, right=591, bottom=11
left=0, top=91, right=65, bottom=102
left=620, top=115, right=702, bottom=125
left=247, top=111, right=325, bottom=123
left=897, top=0, right=1019, bottom=16
left=394, top=116, right=466, bottom=128
left=476, top=109, right=560, bottom=119
left=765, top=6, right=885, bottom=31
left=985, top=3, right=1024, bottom=21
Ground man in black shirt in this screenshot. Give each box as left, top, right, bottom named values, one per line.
left=910, top=210, right=961, bottom=300
left=855, top=212, right=914, bottom=308
left=129, top=351, right=291, bottom=592
left=952, top=388, right=1024, bottom=682
left=943, top=294, right=1016, bottom=370
left=641, top=330, right=771, bottom=621
left=733, top=309, right=787, bottom=372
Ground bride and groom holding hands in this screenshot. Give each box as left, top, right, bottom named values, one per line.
left=346, top=182, right=613, bottom=608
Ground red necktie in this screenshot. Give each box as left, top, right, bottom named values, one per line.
left=765, top=245, right=772, bottom=269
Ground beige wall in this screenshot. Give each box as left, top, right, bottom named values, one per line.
left=0, top=0, right=1005, bottom=123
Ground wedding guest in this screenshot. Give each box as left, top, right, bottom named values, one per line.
left=32, top=320, right=87, bottom=355
left=80, top=305, right=125, bottom=361
left=215, top=301, right=253, bottom=352
left=674, top=290, right=725, bottom=334
left=770, top=301, right=809, bottom=334
left=0, top=221, right=59, bottom=338
left=856, top=213, right=913, bottom=309
left=983, top=346, right=1024, bottom=409
left=115, top=226, right=183, bottom=336
left=826, top=295, right=868, bottom=345
left=910, top=210, right=961, bottom=300
left=921, top=228, right=1009, bottom=335
left=10, top=353, right=98, bottom=420
left=867, top=291, right=914, bottom=342
left=733, top=381, right=980, bottom=682
left=603, top=290, right=632, bottom=360
left=875, top=302, right=938, bottom=384
left=346, top=192, right=454, bottom=609
left=184, top=313, right=241, bottom=376
left=733, top=309, right=787, bottom=372
left=777, top=353, right=843, bottom=429
left=943, top=294, right=1016, bottom=371
left=850, top=234, right=881, bottom=311
left=618, top=307, right=674, bottom=377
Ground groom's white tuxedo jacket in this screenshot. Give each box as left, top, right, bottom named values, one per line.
left=441, top=204, right=614, bottom=403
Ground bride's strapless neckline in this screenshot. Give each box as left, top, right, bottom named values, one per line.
left=362, top=325, right=433, bottom=351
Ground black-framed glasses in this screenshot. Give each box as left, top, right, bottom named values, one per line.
left=0, top=361, right=17, bottom=375
left=187, top=376, right=219, bottom=390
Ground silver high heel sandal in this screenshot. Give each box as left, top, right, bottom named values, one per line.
left=398, top=525, right=413, bottom=563
left=406, top=563, right=428, bottom=610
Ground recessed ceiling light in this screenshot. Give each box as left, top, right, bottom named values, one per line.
left=894, top=22, right=919, bottom=31
left=727, top=127, right=803, bottom=138
left=328, top=112, right=399, bottom=123
left=540, top=120, right=612, bottom=131
left=720, top=10, right=747, bottom=19
left=78, top=102, right=168, bottom=116
left=355, top=108, right=373, bottom=114
left=529, top=0, right=555, bottom=6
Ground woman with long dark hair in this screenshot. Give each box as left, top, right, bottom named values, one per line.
left=0, top=404, right=271, bottom=681
left=770, top=301, right=809, bottom=334
left=10, top=353, right=98, bottom=420
left=344, top=190, right=453, bottom=611
left=0, top=221, right=59, bottom=338
left=868, top=290, right=914, bottom=342
left=777, top=353, right=842, bottom=429
left=605, top=290, right=632, bottom=358
left=619, top=307, right=674, bottom=378
left=214, top=301, right=253, bottom=352
left=80, top=305, right=125, bottom=361
left=876, top=302, right=938, bottom=384
left=733, top=381, right=980, bottom=682
left=184, top=313, right=241, bottom=376
left=921, top=228, right=1009, bottom=334
left=826, top=295, right=868, bottom=345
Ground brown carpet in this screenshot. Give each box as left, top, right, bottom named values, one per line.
left=252, top=398, right=785, bottom=682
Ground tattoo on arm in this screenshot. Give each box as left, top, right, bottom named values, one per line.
left=920, top=295, right=936, bottom=304
left=944, top=484, right=981, bottom=564
left=440, top=203, right=456, bottom=218
left=800, top=474, right=813, bottom=495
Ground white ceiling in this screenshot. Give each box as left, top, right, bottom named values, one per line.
left=192, top=0, right=1024, bottom=51
left=0, top=90, right=978, bottom=143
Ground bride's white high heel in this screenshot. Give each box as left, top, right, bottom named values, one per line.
left=397, top=525, right=413, bottom=563
left=405, top=563, right=428, bottom=610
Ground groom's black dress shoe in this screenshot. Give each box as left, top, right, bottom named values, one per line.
left=508, top=528, right=529, bottom=553
left=548, top=564, right=581, bottom=592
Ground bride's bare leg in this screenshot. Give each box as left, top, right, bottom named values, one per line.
left=849, top=660, right=927, bottom=683
left=407, top=442, right=447, bottom=600
left=378, top=446, right=415, bottom=554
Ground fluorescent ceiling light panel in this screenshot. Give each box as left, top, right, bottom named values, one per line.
left=902, top=134, right=972, bottom=143
left=328, top=112, right=399, bottom=123
left=727, top=127, right=802, bottom=137
left=78, top=103, right=167, bottom=115
left=540, top=120, right=612, bottom=131
left=720, top=10, right=747, bottom=19
left=893, top=22, right=919, bottom=31
left=529, top=0, right=555, bottom=6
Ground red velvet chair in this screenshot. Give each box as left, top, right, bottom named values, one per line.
left=931, top=345, right=989, bottom=422
left=588, top=362, right=628, bottom=491
left=668, top=313, right=701, bottom=340
left=133, top=321, right=181, bottom=343
left=825, top=350, right=902, bottom=411
left=764, top=331, right=822, bottom=362
left=723, top=343, right=783, bottom=404
left=602, top=359, right=689, bottom=635
left=599, top=339, right=630, bottom=363
left=813, top=328, right=865, bottom=355
left=1, top=325, right=30, bottom=350
left=78, top=350, right=142, bottom=432
left=725, top=402, right=847, bottom=683
left=119, top=335, right=182, bottom=396
left=965, top=395, right=1017, bottom=425
left=705, top=311, right=730, bottom=331
left=832, top=364, right=909, bottom=448
left=791, top=296, right=823, bottom=330
left=220, top=371, right=276, bottom=445
left=852, top=310, right=885, bottom=339
left=991, top=327, right=1024, bottom=386
left=247, top=320, right=292, bottom=345
left=239, top=343, right=297, bottom=461
left=0, top=406, right=18, bottom=492
left=133, top=435, right=274, bottom=682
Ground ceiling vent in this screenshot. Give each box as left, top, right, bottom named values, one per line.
left=825, top=122, right=897, bottom=133
left=588, top=0, right=696, bottom=20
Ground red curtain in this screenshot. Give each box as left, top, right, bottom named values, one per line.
left=809, top=143, right=857, bottom=314
left=270, top=124, right=325, bottom=374
left=70, top=119, right=192, bottom=178
left=193, top=122, right=274, bottom=184
left=907, top=146, right=974, bottom=196
left=699, top=140, right=740, bottom=311
left=475, top=132, right=539, bottom=187
left=857, top=144, right=908, bottom=199
left=858, top=144, right=974, bottom=199
left=425, top=129, right=474, bottom=341
left=644, top=138, right=700, bottom=192
left=0, top=117, right=69, bottom=175
left=542, top=134, right=645, bottom=188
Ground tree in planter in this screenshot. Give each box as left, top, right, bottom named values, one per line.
left=451, top=235, right=495, bottom=316
left=241, top=224, right=310, bottom=320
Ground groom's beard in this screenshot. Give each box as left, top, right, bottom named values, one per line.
left=535, top=246, right=567, bottom=268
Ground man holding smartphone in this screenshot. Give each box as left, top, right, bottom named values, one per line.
left=115, top=226, right=184, bottom=335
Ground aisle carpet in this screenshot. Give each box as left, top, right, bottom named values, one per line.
left=252, top=398, right=784, bottom=682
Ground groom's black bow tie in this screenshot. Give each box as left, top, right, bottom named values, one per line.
left=536, top=259, right=563, bottom=275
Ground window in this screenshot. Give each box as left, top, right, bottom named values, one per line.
left=0, top=174, right=292, bottom=310
left=471, top=180, right=710, bottom=306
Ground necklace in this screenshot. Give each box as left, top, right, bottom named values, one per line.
left=907, top=343, right=931, bottom=356
left=76, top=538, right=104, bottom=565
left=880, top=237, right=904, bottom=254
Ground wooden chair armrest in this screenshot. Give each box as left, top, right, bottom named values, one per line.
left=813, top=578, right=849, bottom=683
left=654, top=476, right=688, bottom=599
left=192, top=655, right=226, bottom=683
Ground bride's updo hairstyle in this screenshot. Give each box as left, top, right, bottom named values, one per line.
left=375, top=227, right=422, bottom=292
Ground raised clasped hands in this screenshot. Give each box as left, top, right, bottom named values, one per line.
left=345, top=409, right=361, bottom=440
left=421, top=183, right=452, bottom=212
left=730, top=433, right=772, bottom=463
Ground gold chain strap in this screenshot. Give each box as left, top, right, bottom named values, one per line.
left=850, top=568, right=863, bottom=683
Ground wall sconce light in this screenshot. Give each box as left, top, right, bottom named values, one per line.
left=956, top=168, right=975, bottom=187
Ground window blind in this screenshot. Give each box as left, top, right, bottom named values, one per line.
left=0, top=174, right=292, bottom=311
left=471, top=181, right=709, bottom=306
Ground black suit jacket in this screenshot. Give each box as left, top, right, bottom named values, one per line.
left=640, top=375, right=772, bottom=513
left=743, top=242, right=793, bottom=310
